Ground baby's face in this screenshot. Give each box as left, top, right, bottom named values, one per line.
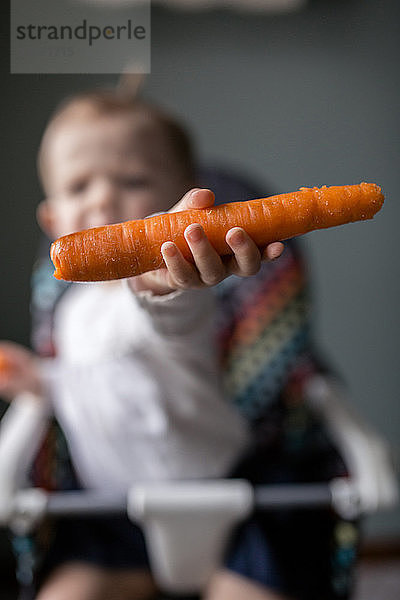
left=41, top=114, right=191, bottom=239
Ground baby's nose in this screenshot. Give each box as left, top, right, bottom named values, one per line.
left=88, top=179, right=118, bottom=221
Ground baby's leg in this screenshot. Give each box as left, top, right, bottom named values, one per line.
left=36, top=562, right=157, bottom=600
left=204, top=569, right=291, bottom=600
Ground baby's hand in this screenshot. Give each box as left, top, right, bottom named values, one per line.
left=130, top=188, right=284, bottom=295
left=0, top=342, right=43, bottom=401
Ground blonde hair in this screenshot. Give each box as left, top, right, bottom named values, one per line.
left=38, top=88, right=196, bottom=190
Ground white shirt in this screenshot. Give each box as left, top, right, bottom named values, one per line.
left=41, top=282, right=250, bottom=491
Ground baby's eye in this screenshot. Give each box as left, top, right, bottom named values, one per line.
left=119, top=177, right=149, bottom=190
left=68, top=180, right=88, bottom=195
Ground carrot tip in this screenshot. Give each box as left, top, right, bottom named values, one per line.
left=50, top=241, right=64, bottom=280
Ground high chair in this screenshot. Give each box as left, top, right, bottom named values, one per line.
left=0, top=168, right=398, bottom=599
left=0, top=374, right=397, bottom=598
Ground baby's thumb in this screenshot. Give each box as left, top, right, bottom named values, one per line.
left=170, top=188, right=215, bottom=213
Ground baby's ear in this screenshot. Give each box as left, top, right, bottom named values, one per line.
left=36, top=200, right=56, bottom=239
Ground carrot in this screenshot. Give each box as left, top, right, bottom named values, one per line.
left=50, top=183, right=384, bottom=282
left=0, top=351, right=13, bottom=377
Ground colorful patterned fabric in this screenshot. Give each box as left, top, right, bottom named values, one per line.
left=215, top=241, right=314, bottom=420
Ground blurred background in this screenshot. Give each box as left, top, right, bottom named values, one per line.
left=1, top=0, right=399, bottom=597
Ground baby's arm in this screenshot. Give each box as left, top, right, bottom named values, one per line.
left=0, top=342, right=44, bottom=401
left=129, top=188, right=284, bottom=296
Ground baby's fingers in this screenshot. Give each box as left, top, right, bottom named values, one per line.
left=161, top=242, right=202, bottom=289
left=261, top=242, right=285, bottom=262
left=225, top=228, right=263, bottom=277
left=184, top=224, right=225, bottom=286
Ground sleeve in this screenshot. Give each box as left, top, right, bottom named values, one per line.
left=38, top=356, right=65, bottom=405
left=124, top=282, right=217, bottom=340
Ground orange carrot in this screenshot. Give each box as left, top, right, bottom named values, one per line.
left=50, top=183, right=384, bottom=282
left=0, top=351, right=13, bottom=377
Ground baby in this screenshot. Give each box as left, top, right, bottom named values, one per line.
left=0, top=91, right=286, bottom=600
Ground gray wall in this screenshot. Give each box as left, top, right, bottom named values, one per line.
left=1, top=0, right=399, bottom=539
